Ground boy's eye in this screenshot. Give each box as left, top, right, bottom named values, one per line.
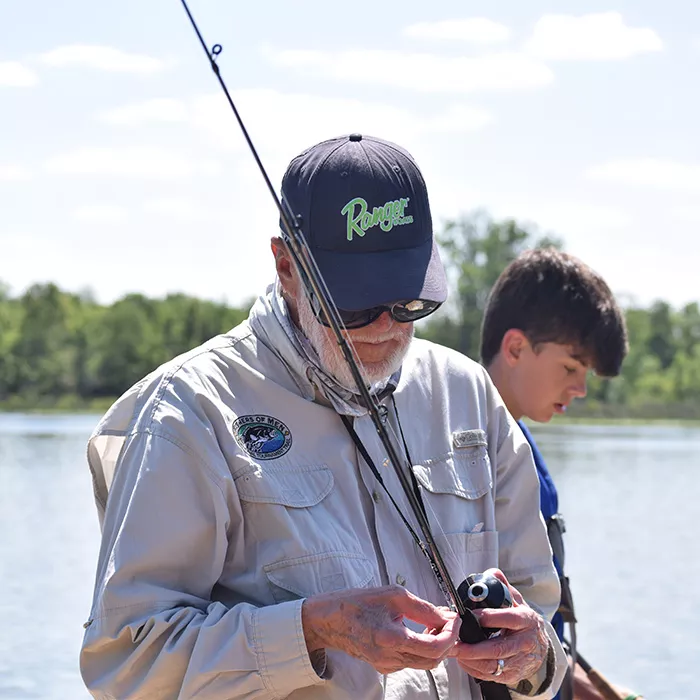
left=564, top=366, right=577, bottom=375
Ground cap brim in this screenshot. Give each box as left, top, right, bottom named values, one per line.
left=311, top=238, right=447, bottom=311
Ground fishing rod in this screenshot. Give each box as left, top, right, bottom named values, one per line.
left=178, top=6, right=520, bottom=697
left=177, top=0, right=469, bottom=619
left=575, top=652, right=641, bottom=700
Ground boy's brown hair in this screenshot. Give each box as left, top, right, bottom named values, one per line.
left=480, top=248, right=628, bottom=377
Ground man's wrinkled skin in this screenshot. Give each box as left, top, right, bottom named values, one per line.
left=447, top=569, right=550, bottom=686
left=302, top=569, right=552, bottom=685
left=302, top=586, right=461, bottom=675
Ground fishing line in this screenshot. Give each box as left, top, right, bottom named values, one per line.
left=178, top=0, right=468, bottom=619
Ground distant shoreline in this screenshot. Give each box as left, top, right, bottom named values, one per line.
left=525, top=415, right=700, bottom=427
left=2, top=400, right=699, bottom=426
left=0, top=397, right=116, bottom=415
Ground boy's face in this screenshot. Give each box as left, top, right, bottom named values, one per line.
left=503, top=334, right=589, bottom=422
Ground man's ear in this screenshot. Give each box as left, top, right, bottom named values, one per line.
left=501, top=329, right=529, bottom=367
left=271, top=236, right=295, bottom=295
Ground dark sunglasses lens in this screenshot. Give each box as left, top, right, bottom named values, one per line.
left=392, top=300, right=441, bottom=322
left=337, top=308, right=382, bottom=329
left=312, top=299, right=378, bottom=329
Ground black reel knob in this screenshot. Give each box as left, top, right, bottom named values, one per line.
left=457, top=572, right=513, bottom=641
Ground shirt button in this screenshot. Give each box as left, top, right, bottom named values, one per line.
left=372, top=490, right=382, bottom=503
left=396, top=574, right=406, bottom=586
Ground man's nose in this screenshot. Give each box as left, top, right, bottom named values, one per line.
left=371, top=311, right=395, bottom=332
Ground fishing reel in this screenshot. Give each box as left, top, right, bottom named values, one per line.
left=457, top=572, right=513, bottom=643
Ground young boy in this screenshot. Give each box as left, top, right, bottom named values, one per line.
left=480, top=248, right=643, bottom=700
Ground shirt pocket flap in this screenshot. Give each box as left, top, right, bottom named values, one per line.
left=264, top=551, right=376, bottom=600
left=235, top=464, right=333, bottom=507
left=412, top=429, right=492, bottom=499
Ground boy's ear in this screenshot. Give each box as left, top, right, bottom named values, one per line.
left=501, top=329, right=529, bottom=367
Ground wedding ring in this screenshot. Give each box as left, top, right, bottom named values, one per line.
left=493, top=658, right=505, bottom=677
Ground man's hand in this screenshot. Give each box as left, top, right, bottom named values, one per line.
left=302, top=585, right=461, bottom=675
left=448, top=569, right=550, bottom=687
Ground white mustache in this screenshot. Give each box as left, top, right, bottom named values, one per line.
left=347, top=334, right=402, bottom=344
left=345, top=327, right=411, bottom=345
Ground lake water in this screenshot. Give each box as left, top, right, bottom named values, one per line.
left=0, top=414, right=697, bottom=699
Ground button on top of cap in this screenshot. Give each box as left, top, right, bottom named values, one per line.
left=348, top=133, right=362, bottom=142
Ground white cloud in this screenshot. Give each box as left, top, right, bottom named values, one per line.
left=97, top=91, right=492, bottom=168
left=586, top=158, right=700, bottom=192
left=97, top=98, right=188, bottom=126
left=422, top=105, right=492, bottom=131
left=0, top=61, right=38, bottom=87
left=193, top=92, right=492, bottom=149
left=39, top=45, right=169, bottom=74
left=264, top=48, right=553, bottom=93
left=143, top=198, right=232, bottom=223
left=74, top=204, right=129, bottom=224
left=44, top=147, right=221, bottom=179
left=673, top=206, right=700, bottom=225
left=0, top=164, right=31, bottom=181
left=403, top=18, right=510, bottom=44
left=525, top=12, right=663, bottom=61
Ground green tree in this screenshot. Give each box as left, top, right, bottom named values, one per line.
left=678, top=303, right=700, bottom=355
left=0, top=282, right=23, bottom=398
left=85, top=294, right=168, bottom=397
left=10, top=284, right=87, bottom=398
left=646, top=301, right=677, bottom=370
left=83, top=293, right=250, bottom=398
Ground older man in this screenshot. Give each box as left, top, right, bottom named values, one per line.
left=80, top=134, right=566, bottom=699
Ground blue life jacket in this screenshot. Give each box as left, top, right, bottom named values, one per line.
left=518, top=421, right=575, bottom=700
left=518, top=421, right=565, bottom=700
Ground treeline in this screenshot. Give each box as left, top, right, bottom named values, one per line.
left=0, top=283, right=248, bottom=410
left=1, top=211, right=699, bottom=418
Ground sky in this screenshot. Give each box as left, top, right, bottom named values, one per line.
left=1, top=0, right=699, bottom=309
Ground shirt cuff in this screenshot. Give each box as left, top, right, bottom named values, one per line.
left=510, top=642, right=554, bottom=697
left=252, top=599, right=328, bottom=697
left=509, top=618, right=568, bottom=699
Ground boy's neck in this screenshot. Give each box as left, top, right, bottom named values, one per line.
left=485, top=356, right=523, bottom=421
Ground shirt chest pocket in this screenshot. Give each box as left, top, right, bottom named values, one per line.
left=234, top=463, right=373, bottom=591
left=411, top=429, right=493, bottom=509
left=410, top=429, right=497, bottom=578
left=234, top=463, right=338, bottom=548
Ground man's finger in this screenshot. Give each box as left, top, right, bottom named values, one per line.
left=391, top=587, right=459, bottom=630
left=456, top=657, right=506, bottom=682
left=473, top=606, right=537, bottom=632
left=450, top=628, right=539, bottom=661
left=400, top=612, right=461, bottom=659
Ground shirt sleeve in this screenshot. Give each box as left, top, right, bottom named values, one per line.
left=80, top=430, right=326, bottom=699
left=487, top=386, right=568, bottom=698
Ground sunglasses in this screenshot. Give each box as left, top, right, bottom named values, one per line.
left=308, top=291, right=441, bottom=329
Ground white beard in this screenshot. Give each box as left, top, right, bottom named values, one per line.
left=296, top=288, right=413, bottom=390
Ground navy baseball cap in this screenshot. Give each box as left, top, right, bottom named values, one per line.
left=280, top=133, right=447, bottom=311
